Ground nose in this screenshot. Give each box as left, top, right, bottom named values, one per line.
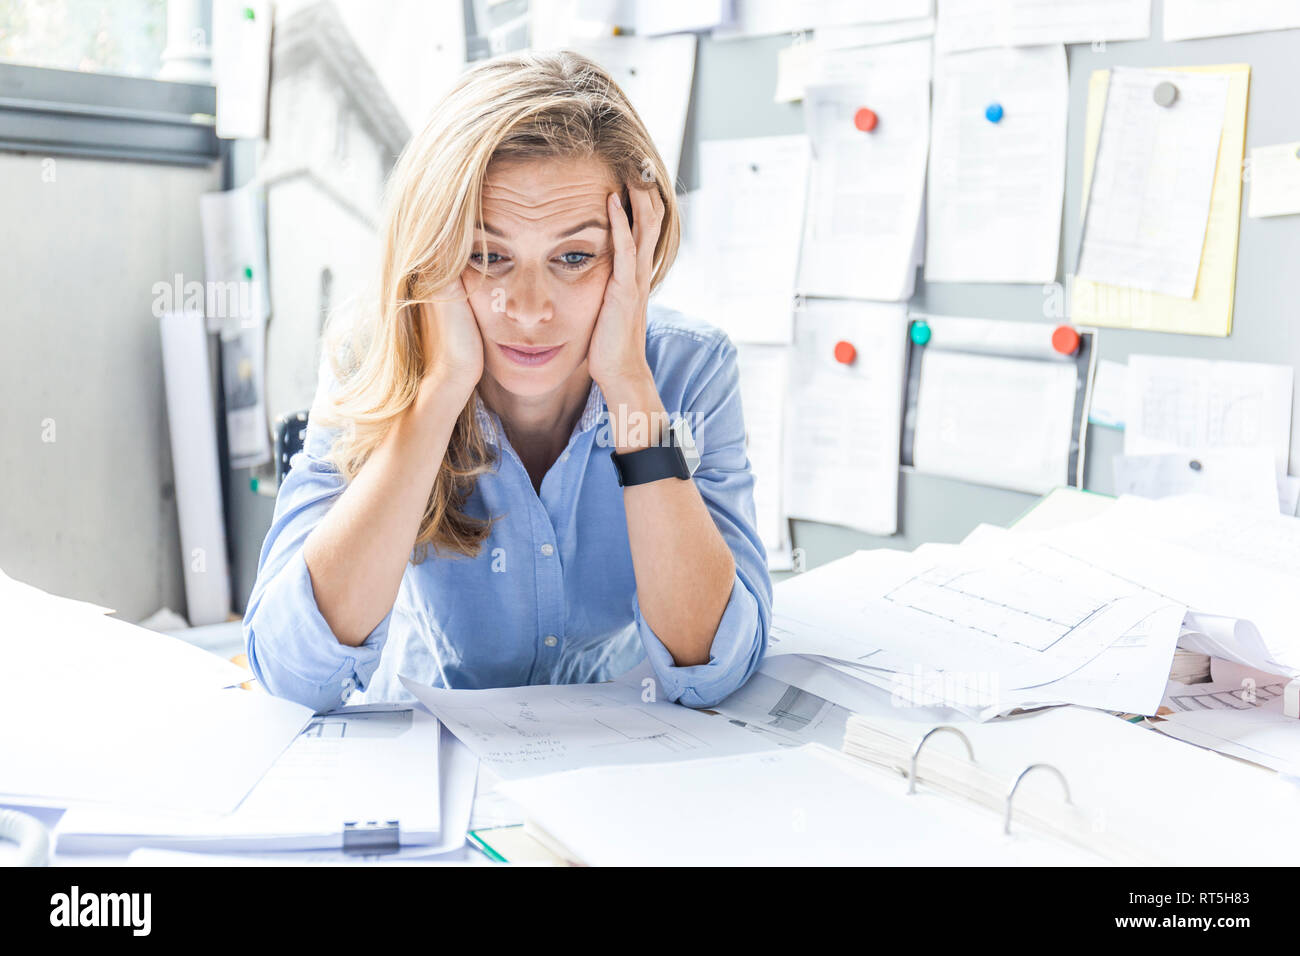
left=504, top=264, right=552, bottom=327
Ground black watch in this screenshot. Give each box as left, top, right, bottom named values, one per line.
left=611, top=416, right=701, bottom=487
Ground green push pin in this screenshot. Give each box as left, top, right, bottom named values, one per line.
left=244, top=265, right=254, bottom=280
left=243, top=7, right=256, bottom=21
left=910, top=320, right=931, bottom=346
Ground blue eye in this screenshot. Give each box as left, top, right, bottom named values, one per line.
left=557, top=251, right=593, bottom=269
left=469, top=251, right=504, bottom=267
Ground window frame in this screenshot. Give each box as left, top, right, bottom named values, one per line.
left=0, top=61, right=218, bottom=166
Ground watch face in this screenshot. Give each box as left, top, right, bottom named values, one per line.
left=673, top=418, right=701, bottom=475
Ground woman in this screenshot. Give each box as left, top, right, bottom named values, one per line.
left=243, top=50, right=772, bottom=715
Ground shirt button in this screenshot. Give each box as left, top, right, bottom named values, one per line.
left=560, top=452, right=570, bottom=462
left=543, top=635, right=558, bottom=647
left=540, top=543, right=554, bottom=556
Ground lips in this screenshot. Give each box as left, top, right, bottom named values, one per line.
left=498, top=342, right=562, bottom=367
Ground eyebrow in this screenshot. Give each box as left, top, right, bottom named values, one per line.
left=477, top=219, right=609, bottom=240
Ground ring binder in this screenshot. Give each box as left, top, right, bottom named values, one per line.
left=907, top=726, right=975, bottom=795
left=342, top=819, right=401, bottom=855
left=1003, top=764, right=1071, bottom=835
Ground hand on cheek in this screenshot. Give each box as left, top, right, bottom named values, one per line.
left=587, top=184, right=663, bottom=394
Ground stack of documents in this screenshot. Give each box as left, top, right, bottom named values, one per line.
left=0, top=567, right=312, bottom=815
left=763, top=525, right=1185, bottom=719
left=1153, top=658, right=1300, bottom=778
left=53, top=704, right=475, bottom=857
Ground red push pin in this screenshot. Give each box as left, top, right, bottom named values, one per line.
left=1051, top=325, right=1080, bottom=356
left=834, top=340, right=857, bottom=364
left=853, top=107, right=878, bottom=132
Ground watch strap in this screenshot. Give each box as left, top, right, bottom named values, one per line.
left=611, top=444, right=689, bottom=486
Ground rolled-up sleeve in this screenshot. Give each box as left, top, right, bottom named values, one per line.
left=633, top=333, right=773, bottom=708
left=242, top=403, right=392, bottom=715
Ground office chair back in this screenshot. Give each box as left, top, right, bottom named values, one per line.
left=274, top=410, right=310, bottom=485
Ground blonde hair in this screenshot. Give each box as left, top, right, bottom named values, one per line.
left=313, top=49, right=680, bottom=561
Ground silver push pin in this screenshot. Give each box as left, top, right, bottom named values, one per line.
left=1153, top=80, right=1178, bottom=107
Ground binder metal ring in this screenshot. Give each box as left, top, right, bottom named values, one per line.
left=1004, top=763, right=1072, bottom=835
left=907, top=725, right=975, bottom=795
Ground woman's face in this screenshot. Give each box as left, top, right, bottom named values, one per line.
left=464, top=155, right=618, bottom=399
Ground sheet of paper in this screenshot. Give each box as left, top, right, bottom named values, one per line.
left=785, top=300, right=907, bottom=535
left=1070, top=64, right=1250, bottom=335
left=1077, top=67, right=1228, bottom=298
left=213, top=0, right=272, bottom=139
left=715, top=0, right=934, bottom=39
left=797, top=40, right=931, bottom=301
left=770, top=542, right=1175, bottom=693
left=497, top=742, right=1097, bottom=866
left=52, top=705, right=448, bottom=852
left=1280, top=474, right=1300, bottom=516
left=912, top=349, right=1079, bottom=495
left=635, top=0, right=728, bottom=35
left=709, top=672, right=849, bottom=749
left=776, top=31, right=935, bottom=103
left=817, top=16, right=936, bottom=50
left=1163, top=0, right=1300, bottom=41
left=200, top=185, right=272, bottom=467
left=1124, top=354, right=1294, bottom=475
left=1088, top=357, right=1127, bottom=428
left=957, top=523, right=1185, bottom=716
left=1113, top=449, right=1279, bottom=513
left=1248, top=142, right=1300, bottom=218
left=694, top=135, right=809, bottom=344
left=1036, top=494, right=1300, bottom=672
left=735, top=344, right=791, bottom=567
left=561, top=35, right=696, bottom=185
left=925, top=44, right=1066, bottom=284
left=936, top=0, right=1150, bottom=52
left=398, top=673, right=771, bottom=780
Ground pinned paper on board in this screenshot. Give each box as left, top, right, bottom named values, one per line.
left=785, top=300, right=908, bottom=536
left=935, top=0, right=1151, bottom=53
left=563, top=34, right=697, bottom=186
left=1247, top=142, right=1300, bottom=218
left=1163, top=0, right=1300, bottom=41
left=1123, top=354, right=1294, bottom=477
left=798, top=40, right=931, bottom=302
left=212, top=0, right=272, bottom=140
left=901, top=315, right=1092, bottom=495
left=925, top=44, right=1068, bottom=284
left=1069, top=64, right=1250, bottom=336
left=1113, top=449, right=1279, bottom=514
left=736, top=344, right=794, bottom=570
left=1076, top=67, right=1229, bottom=298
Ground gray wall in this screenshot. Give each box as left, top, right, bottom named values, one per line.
left=684, top=1, right=1300, bottom=576
left=0, top=150, right=222, bottom=620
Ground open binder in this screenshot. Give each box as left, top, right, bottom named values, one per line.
left=840, top=704, right=1300, bottom=866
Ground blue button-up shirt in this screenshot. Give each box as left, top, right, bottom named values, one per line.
left=242, top=306, right=772, bottom=715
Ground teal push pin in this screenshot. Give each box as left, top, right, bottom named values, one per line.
left=985, top=102, right=1004, bottom=124
left=910, top=320, right=931, bottom=346
left=244, top=264, right=254, bottom=280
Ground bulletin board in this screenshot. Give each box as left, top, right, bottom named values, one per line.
left=679, top=1, right=1300, bottom=575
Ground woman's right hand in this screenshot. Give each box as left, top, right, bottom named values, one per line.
left=420, top=276, right=484, bottom=399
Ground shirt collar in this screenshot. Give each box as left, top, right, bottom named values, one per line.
left=473, top=379, right=606, bottom=448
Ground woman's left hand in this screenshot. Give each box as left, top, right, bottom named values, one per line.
left=587, top=182, right=664, bottom=394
